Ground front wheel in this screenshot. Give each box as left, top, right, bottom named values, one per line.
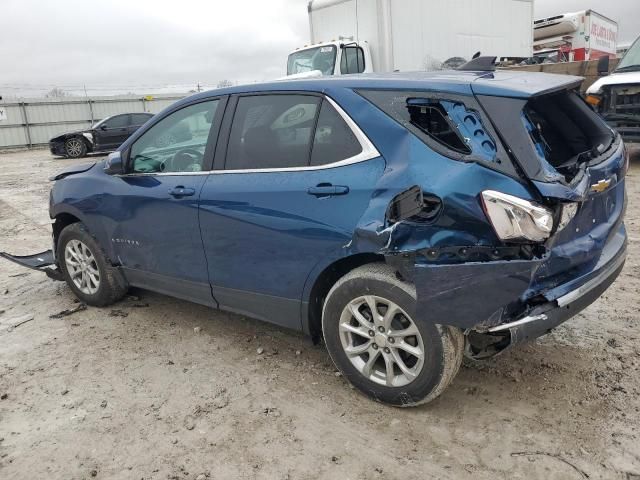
left=64, top=137, right=87, bottom=158
left=322, top=264, right=464, bottom=407
left=57, top=223, right=127, bottom=306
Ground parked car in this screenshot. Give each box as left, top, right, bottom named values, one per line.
left=2, top=67, right=627, bottom=406
left=49, top=113, right=154, bottom=158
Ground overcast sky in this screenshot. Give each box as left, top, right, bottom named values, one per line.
left=1, top=0, right=639, bottom=98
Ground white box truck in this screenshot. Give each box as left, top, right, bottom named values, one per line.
left=286, top=0, right=534, bottom=77
left=533, top=10, right=618, bottom=62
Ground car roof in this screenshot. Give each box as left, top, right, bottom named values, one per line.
left=184, top=70, right=583, bottom=105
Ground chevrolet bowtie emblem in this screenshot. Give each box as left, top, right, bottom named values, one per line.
left=591, top=178, right=612, bottom=193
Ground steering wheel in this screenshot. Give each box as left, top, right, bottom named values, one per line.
left=163, top=148, right=203, bottom=172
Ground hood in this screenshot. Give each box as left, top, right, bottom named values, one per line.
left=587, top=71, right=640, bottom=94
left=49, top=161, right=96, bottom=181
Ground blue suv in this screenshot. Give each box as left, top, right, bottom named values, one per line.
left=2, top=69, right=627, bottom=406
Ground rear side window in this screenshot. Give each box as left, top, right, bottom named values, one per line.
left=340, top=46, right=365, bottom=74
left=226, top=95, right=321, bottom=170
left=131, top=113, right=152, bottom=125
left=310, top=100, right=362, bottom=166
left=103, top=115, right=129, bottom=129
left=357, top=89, right=501, bottom=166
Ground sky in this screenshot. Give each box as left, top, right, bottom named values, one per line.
left=1, top=0, right=639, bottom=98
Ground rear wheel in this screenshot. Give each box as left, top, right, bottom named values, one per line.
left=57, top=223, right=127, bottom=306
left=64, top=137, right=87, bottom=158
left=322, top=263, right=463, bottom=407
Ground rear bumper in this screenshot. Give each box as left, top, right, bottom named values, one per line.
left=413, top=223, right=627, bottom=338
left=488, top=234, right=626, bottom=344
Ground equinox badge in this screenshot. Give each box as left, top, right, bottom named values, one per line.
left=591, top=178, right=612, bottom=193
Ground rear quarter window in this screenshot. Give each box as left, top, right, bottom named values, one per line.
left=357, top=89, right=516, bottom=177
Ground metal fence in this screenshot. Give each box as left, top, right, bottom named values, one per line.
left=0, top=94, right=188, bottom=150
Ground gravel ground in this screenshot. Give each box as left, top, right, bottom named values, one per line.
left=0, top=148, right=639, bottom=480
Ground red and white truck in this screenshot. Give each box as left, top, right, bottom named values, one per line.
left=533, top=10, right=618, bottom=62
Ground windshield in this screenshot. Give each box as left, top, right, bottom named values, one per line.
left=616, top=37, right=640, bottom=71
left=287, top=45, right=336, bottom=76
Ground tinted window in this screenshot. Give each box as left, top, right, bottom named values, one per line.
left=226, top=95, right=320, bottom=170
left=131, top=113, right=152, bottom=126
left=130, top=100, right=219, bottom=174
left=340, top=46, right=365, bottom=74
left=310, top=101, right=362, bottom=166
left=103, top=115, right=129, bottom=128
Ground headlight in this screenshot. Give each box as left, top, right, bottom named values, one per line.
left=481, top=190, right=554, bottom=242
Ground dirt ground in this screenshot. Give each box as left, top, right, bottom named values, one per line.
left=0, top=147, right=639, bottom=480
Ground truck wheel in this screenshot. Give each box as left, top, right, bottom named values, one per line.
left=57, top=223, right=127, bottom=307
left=322, top=263, right=463, bottom=407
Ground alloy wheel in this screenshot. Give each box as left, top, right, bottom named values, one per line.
left=339, top=295, right=425, bottom=387
left=65, top=139, right=83, bottom=157
left=64, top=239, right=100, bottom=295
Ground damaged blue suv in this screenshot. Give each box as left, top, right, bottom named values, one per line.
left=2, top=65, right=627, bottom=406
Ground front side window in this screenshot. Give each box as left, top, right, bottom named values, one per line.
left=226, top=95, right=320, bottom=170
left=340, top=46, right=365, bottom=74
left=129, top=100, right=219, bottom=174
left=616, top=37, right=640, bottom=72
left=287, top=46, right=337, bottom=76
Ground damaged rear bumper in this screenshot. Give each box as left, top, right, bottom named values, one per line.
left=0, top=250, right=63, bottom=280
left=409, top=223, right=627, bottom=350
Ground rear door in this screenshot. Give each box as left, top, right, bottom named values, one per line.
left=129, top=113, right=153, bottom=136
left=198, top=93, right=383, bottom=328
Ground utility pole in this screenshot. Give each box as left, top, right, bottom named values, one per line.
left=197, top=82, right=202, bottom=92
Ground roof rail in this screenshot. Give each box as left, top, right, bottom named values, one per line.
left=457, top=56, right=497, bottom=72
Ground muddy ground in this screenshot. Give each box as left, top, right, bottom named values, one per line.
left=0, top=148, right=639, bottom=480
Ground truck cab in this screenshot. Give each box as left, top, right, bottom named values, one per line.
left=587, top=35, right=640, bottom=143
left=286, top=40, right=373, bottom=77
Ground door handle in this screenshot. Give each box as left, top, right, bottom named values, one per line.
left=307, top=184, right=350, bottom=197
left=168, top=186, right=196, bottom=198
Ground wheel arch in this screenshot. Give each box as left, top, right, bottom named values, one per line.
left=303, top=252, right=385, bottom=343
left=52, top=212, right=83, bottom=252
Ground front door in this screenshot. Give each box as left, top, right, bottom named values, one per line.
left=95, top=114, right=131, bottom=150
left=199, top=94, right=383, bottom=328
left=107, top=99, right=224, bottom=305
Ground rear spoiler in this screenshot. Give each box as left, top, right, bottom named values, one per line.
left=472, top=72, right=584, bottom=98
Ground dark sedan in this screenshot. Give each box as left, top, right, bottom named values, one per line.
left=49, top=113, right=154, bottom=158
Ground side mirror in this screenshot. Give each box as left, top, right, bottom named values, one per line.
left=597, top=56, right=610, bottom=76
left=100, top=124, right=108, bottom=131
left=103, top=151, right=124, bottom=175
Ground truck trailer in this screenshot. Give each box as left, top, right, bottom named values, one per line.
left=287, top=0, right=534, bottom=76
left=533, top=10, right=618, bottom=63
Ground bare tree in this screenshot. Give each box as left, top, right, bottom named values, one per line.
left=45, top=87, right=69, bottom=98
left=217, top=79, right=233, bottom=88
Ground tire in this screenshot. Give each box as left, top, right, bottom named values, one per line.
left=322, top=263, right=464, bottom=407
left=64, top=137, right=87, bottom=158
left=57, top=223, right=127, bottom=307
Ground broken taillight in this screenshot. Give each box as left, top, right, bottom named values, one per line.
left=481, top=190, right=554, bottom=242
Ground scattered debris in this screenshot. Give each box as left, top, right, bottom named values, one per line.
left=183, top=415, right=196, bottom=430
left=511, top=451, right=589, bottom=478
left=167, top=360, right=174, bottom=365
left=194, top=326, right=201, bottom=334
left=61, top=389, right=69, bottom=396
left=607, top=338, right=620, bottom=348
left=8, top=272, right=28, bottom=278
left=49, top=304, right=87, bottom=319
left=4, top=314, right=34, bottom=332
left=131, top=303, right=150, bottom=308
left=100, top=400, right=107, bottom=408
left=334, top=371, right=342, bottom=377
left=1, top=393, right=7, bottom=400
left=195, top=475, right=207, bottom=480
left=256, top=347, right=264, bottom=355
left=90, top=469, right=97, bottom=477
left=108, top=310, right=128, bottom=318
left=262, top=407, right=281, bottom=417
left=295, top=350, right=302, bottom=356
